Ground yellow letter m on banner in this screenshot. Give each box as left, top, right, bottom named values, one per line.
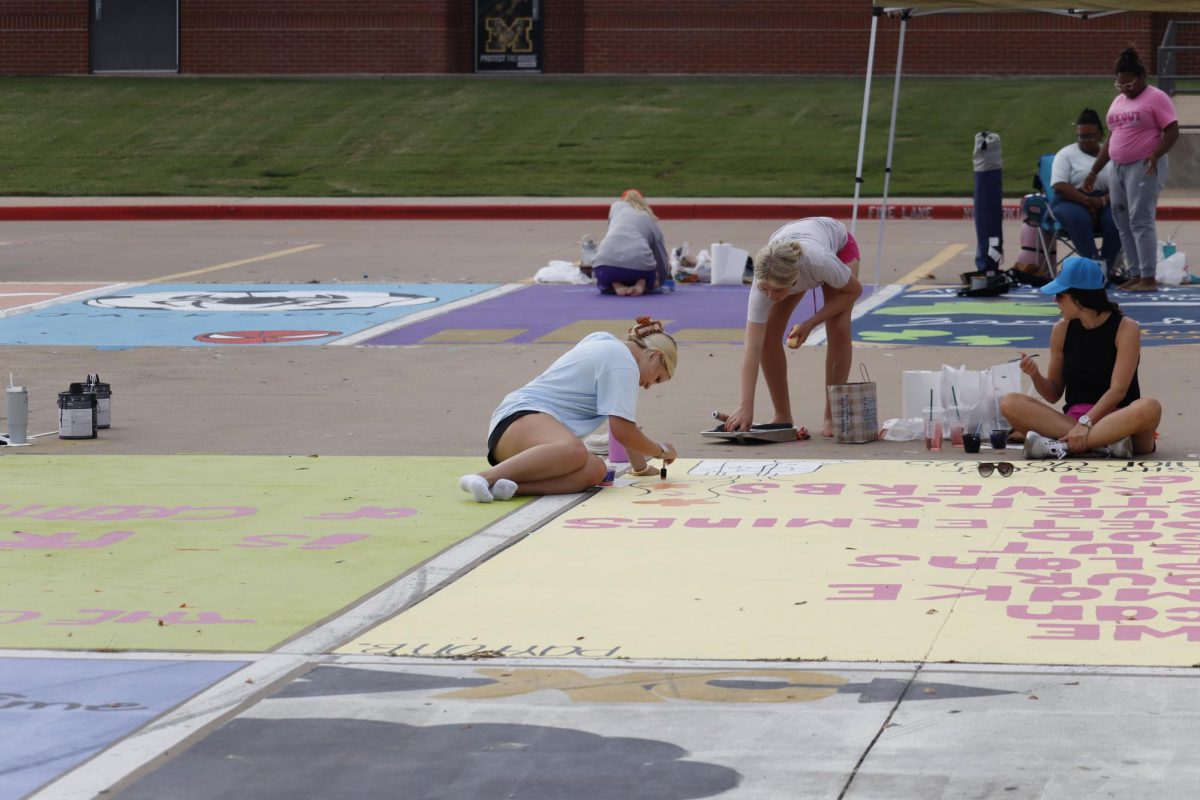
left=484, top=16, right=534, bottom=53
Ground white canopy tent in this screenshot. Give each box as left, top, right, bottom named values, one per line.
left=853, top=0, right=1200, bottom=287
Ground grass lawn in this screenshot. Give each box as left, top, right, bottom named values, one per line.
left=0, top=76, right=1123, bottom=197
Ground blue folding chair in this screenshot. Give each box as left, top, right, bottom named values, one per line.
left=1018, top=154, right=1071, bottom=279
left=1020, top=153, right=1125, bottom=284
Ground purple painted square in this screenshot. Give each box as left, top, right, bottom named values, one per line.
left=365, top=284, right=873, bottom=345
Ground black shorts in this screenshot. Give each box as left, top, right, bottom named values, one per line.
left=486, top=410, right=542, bottom=466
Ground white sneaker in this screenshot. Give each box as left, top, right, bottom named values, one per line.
left=1105, top=436, right=1134, bottom=459
left=1086, top=436, right=1134, bottom=459
left=584, top=432, right=609, bottom=456
left=1023, top=431, right=1068, bottom=460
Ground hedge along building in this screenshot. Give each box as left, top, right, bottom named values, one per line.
left=2, top=0, right=1198, bottom=76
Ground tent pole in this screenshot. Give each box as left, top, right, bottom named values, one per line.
left=873, top=10, right=908, bottom=289
left=851, top=7, right=883, bottom=236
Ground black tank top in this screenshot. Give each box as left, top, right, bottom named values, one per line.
left=1062, top=311, right=1140, bottom=411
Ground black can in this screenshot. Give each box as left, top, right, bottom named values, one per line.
left=82, top=375, right=112, bottom=429
left=58, top=383, right=97, bottom=439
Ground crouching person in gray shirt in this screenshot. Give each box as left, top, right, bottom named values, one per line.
left=593, top=190, right=671, bottom=296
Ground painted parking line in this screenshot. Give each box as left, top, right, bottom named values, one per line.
left=0, top=282, right=134, bottom=319
left=896, top=243, right=969, bottom=287
left=144, top=244, right=326, bottom=284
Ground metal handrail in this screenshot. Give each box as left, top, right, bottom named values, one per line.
left=1160, top=20, right=1200, bottom=96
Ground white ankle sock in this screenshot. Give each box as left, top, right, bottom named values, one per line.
left=459, top=474, right=493, bottom=503
left=490, top=478, right=518, bottom=500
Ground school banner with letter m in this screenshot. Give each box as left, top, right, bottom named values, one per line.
left=476, top=0, right=543, bottom=72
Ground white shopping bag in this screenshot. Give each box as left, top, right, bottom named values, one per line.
left=940, top=365, right=987, bottom=433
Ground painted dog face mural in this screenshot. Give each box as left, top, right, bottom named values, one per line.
left=85, top=291, right=439, bottom=311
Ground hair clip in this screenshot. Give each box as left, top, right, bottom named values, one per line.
left=631, top=316, right=663, bottom=336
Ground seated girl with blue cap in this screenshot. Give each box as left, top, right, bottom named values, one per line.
left=1000, top=256, right=1161, bottom=459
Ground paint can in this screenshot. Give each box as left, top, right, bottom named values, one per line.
left=5, top=385, right=28, bottom=444
left=83, top=374, right=112, bottom=428
left=608, top=429, right=629, bottom=463
left=58, top=383, right=97, bottom=439
left=580, top=235, right=598, bottom=267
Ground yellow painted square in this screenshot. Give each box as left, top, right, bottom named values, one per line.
left=0, top=456, right=525, bottom=652
left=340, top=459, right=1200, bottom=667
left=536, top=320, right=673, bottom=343
left=421, top=328, right=525, bottom=344
left=671, top=327, right=744, bottom=342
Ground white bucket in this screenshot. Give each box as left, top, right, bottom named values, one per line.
left=710, top=243, right=748, bottom=285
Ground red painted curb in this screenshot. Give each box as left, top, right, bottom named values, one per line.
left=2, top=202, right=1199, bottom=222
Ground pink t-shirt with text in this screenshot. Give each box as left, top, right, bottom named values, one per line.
left=1106, top=84, right=1178, bottom=164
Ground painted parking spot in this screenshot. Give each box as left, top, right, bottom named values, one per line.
left=365, top=283, right=875, bottom=346
left=0, top=456, right=526, bottom=652
left=111, top=661, right=935, bottom=800
left=0, top=283, right=497, bottom=347
left=341, top=459, right=1200, bottom=667
left=0, top=657, right=245, bottom=799
left=853, top=285, right=1200, bottom=346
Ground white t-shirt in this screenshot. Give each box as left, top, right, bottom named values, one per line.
left=746, top=217, right=853, bottom=324
left=1050, top=143, right=1113, bottom=194
left=489, top=332, right=640, bottom=439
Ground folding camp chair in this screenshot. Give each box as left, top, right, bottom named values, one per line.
left=1020, top=153, right=1125, bottom=284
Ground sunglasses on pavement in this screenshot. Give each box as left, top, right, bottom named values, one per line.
left=978, top=462, right=1014, bottom=477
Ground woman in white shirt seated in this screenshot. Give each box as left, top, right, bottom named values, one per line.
left=1050, top=108, right=1121, bottom=274
left=460, top=317, right=679, bottom=501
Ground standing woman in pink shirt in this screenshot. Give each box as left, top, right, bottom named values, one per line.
left=1084, top=46, right=1179, bottom=292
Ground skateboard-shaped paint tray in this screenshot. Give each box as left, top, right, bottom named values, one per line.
left=702, top=422, right=798, bottom=444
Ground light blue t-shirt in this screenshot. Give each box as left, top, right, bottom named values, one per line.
left=489, top=332, right=640, bottom=439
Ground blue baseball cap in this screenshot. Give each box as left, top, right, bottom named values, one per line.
left=1040, top=256, right=1105, bottom=294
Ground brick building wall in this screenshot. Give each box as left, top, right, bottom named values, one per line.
left=0, top=1, right=1197, bottom=78
left=0, top=0, right=87, bottom=75
left=179, top=0, right=475, bottom=74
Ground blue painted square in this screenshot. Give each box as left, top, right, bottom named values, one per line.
left=853, top=285, right=1200, bottom=347
left=0, top=284, right=498, bottom=347
left=0, top=657, right=245, bottom=799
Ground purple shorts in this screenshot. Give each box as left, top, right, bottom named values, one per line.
left=594, top=265, right=660, bottom=294
left=837, top=232, right=861, bottom=265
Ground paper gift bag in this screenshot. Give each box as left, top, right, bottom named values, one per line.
left=827, top=365, right=878, bottom=444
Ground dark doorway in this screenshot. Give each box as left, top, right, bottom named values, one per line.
left=90, top=0, right=179, bottom=73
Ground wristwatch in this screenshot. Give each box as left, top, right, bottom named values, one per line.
left=1079, top=414, right=1093, bottom=428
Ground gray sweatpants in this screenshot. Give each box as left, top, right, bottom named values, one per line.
left=1110, top=155, right=1168, bottom=279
